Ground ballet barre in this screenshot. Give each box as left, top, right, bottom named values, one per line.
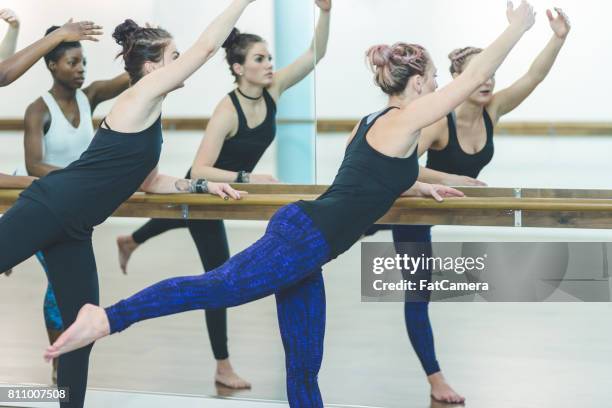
left=1, top=186, right=612, bottom=229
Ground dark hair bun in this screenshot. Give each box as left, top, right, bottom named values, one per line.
left=222, top=28, right=241, bottom=49
left=45, top=26, right=61, bottom=37
left=113, top=19, right=140, bottom=46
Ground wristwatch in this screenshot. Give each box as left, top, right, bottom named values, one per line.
left=236, top=170, right=250, bottom=183
left=192, top=179, right=209, bottom=194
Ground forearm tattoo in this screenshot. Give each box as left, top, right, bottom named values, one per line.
left=174, top=179, right=192, bottom=193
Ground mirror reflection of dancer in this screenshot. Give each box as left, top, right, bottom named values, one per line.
left=367, top=5, right=570, bottom=403
left=45, top=2, right=536, bottom=407
left=21, top=25, right=130, bottom=384
left=0, top=1, right=252, bottom=406
left=115, top=0, right=332, bottom=388
left=0, top=14, right=100, bottom=188
left=1, top=15, right=102, bottom=288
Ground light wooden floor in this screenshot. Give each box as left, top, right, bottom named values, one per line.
left=1, top=221, right=612, bottom=407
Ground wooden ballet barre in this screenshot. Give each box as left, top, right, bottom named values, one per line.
left=2, top=186, right=612, bottom=229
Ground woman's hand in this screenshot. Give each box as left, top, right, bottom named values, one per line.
left=547, top=7, right=571, bottom=39
left=506, top=1, right=536, bottom=32
left=249, top=174, right=279, bottom=184
left=315, top=0, right=332, bottom=12
left=56, top=19, right=103, bottom=42
left=0, top=9, right=19, bottom=28
left=207, top=182, right=247, bottom=200
left=442, top=174, right=487, bottom=187
left=404, top=182, right=465, bottom=202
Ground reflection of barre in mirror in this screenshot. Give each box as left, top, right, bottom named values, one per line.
left=113, top=1, right=331, bottom=389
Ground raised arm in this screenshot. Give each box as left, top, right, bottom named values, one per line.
left=83, top=72, right=130, bottom=111
left=0, top=19, right=101, bottom=87
left=400, top=1, right=535, bottom=133
left=0, top=9, right=19, bottom=60
left=23, top=100, right=61, bottom=177
left=270, top=0, right=331, bottom=96
left=133, top=0, right=256, bottom=100
left=489, top=8, right=570, bottom=121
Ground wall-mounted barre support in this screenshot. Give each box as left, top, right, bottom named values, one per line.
left=2, top=186, right=612, bottom=230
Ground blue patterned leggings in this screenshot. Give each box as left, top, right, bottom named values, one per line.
left=36, top=252, right=65, bottom=331
left=363, top=224, right=440, bottom=376
left=106, top=204, right=329, bottom=407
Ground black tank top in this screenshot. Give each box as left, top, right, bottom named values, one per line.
left=216, top=88, right=276, bottom=172
left=21, top=117, right=163, bottom=240
left=298, top=107, right=420, bottom=259
left=426, top=109, right=494, bottom=178
left=185, top=88, right=276, bottom=180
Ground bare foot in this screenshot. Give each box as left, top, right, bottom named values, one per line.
left=429, top=372, right=465, bottom=404
left=215, top=359, right=251, bottom=389
left=43, top=304, right=110, bottom=362
left=117, top=235, right=139, bottom=274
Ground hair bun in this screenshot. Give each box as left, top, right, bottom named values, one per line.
left=366, top=44, right=392, bottom=69
left=222, top=28, right=241, bottom=49
left=448, top=48, right=468, bottom=63
left=113, top=19, right=140, bottom=46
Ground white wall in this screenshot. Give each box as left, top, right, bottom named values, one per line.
left=2, top=0, right=609, bottom=121
left=315, top=0, right=612, bottom=121
left=0, top=0, right=274, bottom=118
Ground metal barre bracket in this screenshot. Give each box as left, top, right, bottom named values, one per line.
left=514, top=188, right=522, bottom=227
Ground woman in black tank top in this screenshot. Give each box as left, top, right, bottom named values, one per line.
left=46, top=4, right=535, bottom=407
left=376, top=9, right=571, bottom=404
left=1, top=3, right=254, bottom=407
left=114, top=4, right=332, bottom=389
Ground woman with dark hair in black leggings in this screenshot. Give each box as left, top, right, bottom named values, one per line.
left=0, top=2, right=253, bottom=407
left=115, top=0, right=332, bottom=389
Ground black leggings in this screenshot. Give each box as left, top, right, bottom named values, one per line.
left=132, top=218, right=230, bottom=360
left=0, top=199, right=99, bottom=408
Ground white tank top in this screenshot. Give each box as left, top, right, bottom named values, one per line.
left=40, top=89, right=95, bottom=168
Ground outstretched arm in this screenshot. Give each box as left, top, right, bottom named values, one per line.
left=0, top=19, right=102, bottom=87
left=270, top=0, right=331, bottom=97
left=489, top=7, right=570, bottom=121
left=417, top=167, right=487, bottom=186
left=401, top=181, right=465, bottom=202
left=0, top=9, right=19, bottom=60
left=133, top=0, right=256, bottom=100
left=139, top=166, right=246, bottom=200
left=398, top=1, right=535, bottom=133
left=0, top=173, right=35, bottom=189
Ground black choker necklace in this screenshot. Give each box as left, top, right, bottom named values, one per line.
left=237, top=88, right=263, bottom=101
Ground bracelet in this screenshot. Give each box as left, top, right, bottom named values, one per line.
left=194, top=179, right=209, bottom=194
left=235, top=170, right=250, bottom=183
